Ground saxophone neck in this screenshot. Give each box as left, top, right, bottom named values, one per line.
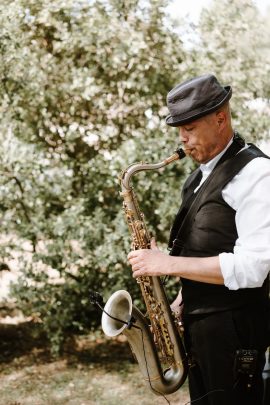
left=120, top=147, right=185, bottom=191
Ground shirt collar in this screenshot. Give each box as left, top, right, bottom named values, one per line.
left=200, top=137, right=234, bottom=175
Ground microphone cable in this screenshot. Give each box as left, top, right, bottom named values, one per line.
left=184, top=388, right=226, bottom=405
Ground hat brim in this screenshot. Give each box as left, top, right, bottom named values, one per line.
left=166, top=86, right=232, bottom=127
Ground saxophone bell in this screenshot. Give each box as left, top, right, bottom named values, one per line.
left=102, top=290, right=133, bottom=337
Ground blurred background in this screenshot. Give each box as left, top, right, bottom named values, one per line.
left=0, top=0, right=269, bottom=404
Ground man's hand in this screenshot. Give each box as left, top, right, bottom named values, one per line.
left=127, top=238, right=171, bottom=278
left=170, top=292, right=184, bottom=323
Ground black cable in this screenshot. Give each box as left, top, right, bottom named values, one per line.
left=183, top=374, right=242, bottom=404
left=183, top=356, right=250, bottom=404
left=184, top=388, right=226, bottom=405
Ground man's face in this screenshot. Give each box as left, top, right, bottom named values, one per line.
left=178, top=112, right=227, bottom=164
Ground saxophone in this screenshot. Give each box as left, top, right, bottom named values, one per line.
left=101, top=148, right=188, bottom=395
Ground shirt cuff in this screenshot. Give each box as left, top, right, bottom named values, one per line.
left=219, top=252, right=239, bottom=290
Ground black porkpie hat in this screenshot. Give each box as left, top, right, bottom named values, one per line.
left=166, top=74, right=232, bottom=127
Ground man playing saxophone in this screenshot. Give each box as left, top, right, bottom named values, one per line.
left=128, top=74, right=270, bottom=405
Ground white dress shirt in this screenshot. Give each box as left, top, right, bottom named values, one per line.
left=195, top=138, right=270, bottom=290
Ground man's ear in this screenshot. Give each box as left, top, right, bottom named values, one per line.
left=216, top=111, right=226, bottom=129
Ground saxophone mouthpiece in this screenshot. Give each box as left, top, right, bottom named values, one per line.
left=175, top=147, right=186, bottom=159
left=165, top=147, right=186, bottom=165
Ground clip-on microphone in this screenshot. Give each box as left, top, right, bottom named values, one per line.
left=89, top=290, right=138, bottom=330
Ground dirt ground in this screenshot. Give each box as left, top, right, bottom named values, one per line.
left=0, top=321, right=190, bottom=405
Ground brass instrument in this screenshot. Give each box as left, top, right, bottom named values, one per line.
left=102, top=148, right=188, bottom=395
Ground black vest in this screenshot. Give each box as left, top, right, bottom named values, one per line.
left=170, top=143, right=269, bottom=315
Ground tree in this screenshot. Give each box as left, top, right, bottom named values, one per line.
left=191, top=0, right=270, bottom=141
left=0, top=0, right=187, bottom=353
left=1, top=0, right=269, bottom=354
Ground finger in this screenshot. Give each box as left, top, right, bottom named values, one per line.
left=133, top=269, right=146, bottom=278
left=128, top=256, right=142, bottom=267
left=150, top=238, right=159, bottom=250
left=130, top=262, right=142, bottom=272
left=127, top=249, right=144, bottom=260
left=127, top=251, right=137, bottom=260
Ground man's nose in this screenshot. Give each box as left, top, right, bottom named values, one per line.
left=178, top=127, right=188, bottom=142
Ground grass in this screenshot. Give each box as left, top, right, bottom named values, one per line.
left=0, top=322, right=190, bottom=405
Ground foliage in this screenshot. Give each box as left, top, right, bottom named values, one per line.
left=0, top=0, right=187, bottom=353
left=0, top=0, right=269, bottom=353
left=190, top=0, right=270, bottom=142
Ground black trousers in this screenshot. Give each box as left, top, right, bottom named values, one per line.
left=183, top=306, right=268, bottom=405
